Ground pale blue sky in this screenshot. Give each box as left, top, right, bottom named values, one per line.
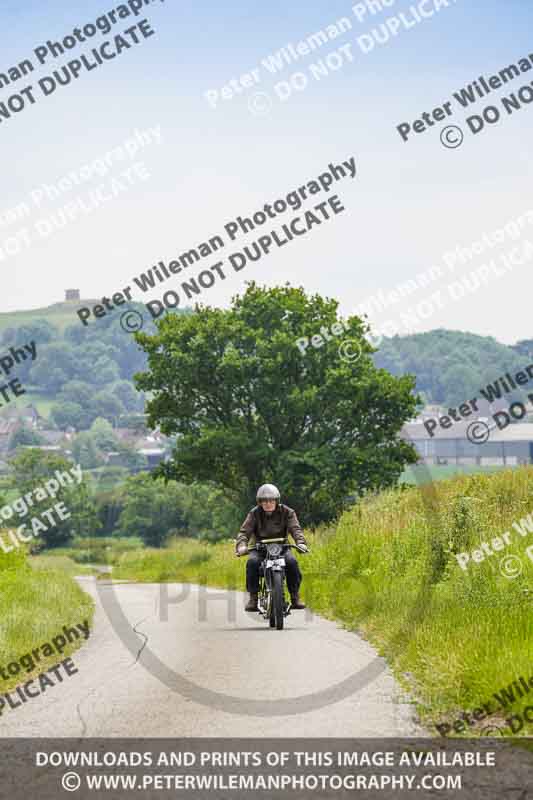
left=1, top=0, right=531, bottom=343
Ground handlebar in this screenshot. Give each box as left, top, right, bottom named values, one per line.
left=236, top=543, right=310, bottom=557
left=260, top=538, right=286, bottom=543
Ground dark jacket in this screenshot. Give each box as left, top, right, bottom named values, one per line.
left=235, top=504, right=307, bottom=553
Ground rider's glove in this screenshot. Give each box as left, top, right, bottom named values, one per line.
left=297, top=543, right=309, bottom=553
left=236, top=543, right=248, bottom=556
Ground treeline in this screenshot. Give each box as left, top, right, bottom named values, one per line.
left=7, top=314, right=533, bottom=421
left=98, top=473, right=241, bottom=545
left=373, top=329, right=533, bottom=407
left=1, top=450, right=240, bottom=549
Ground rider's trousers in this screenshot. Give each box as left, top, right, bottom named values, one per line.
left=246, top=549, right=302, bottom=595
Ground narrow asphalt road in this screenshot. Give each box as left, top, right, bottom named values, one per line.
left=1, top=577, right=426, bottom=737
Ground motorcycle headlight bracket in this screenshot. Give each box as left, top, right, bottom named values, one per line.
left=266, top=558, right=285, bottom=569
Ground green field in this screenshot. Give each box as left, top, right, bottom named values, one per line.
left=400, top=463, right=509, bottom=485
left=2, top=390, right=56, bottom=419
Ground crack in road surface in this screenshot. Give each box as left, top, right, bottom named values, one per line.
left=131, top=616, right=149, bottom=666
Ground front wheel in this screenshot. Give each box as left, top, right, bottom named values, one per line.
left=271, top=571, right=285, bottom=630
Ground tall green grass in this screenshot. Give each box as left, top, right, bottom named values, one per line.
left=0, top=544, right=94, bottom=693
left=110, top=467, right=533, bottom=734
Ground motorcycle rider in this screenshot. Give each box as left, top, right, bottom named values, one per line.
left=235, top=484, right=309, bottom=612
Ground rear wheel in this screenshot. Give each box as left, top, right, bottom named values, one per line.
left=272, top=571, right=284, bottom=630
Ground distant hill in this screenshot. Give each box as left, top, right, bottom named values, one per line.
left=0, top=294, right=157, bottom=427
left=373, top=329, right=531, bottom=408
left=0, top=291, right=195, bottom=429
left=0, top=299, right=99, bottom=336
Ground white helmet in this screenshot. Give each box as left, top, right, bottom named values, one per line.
left=256, top=483, right=280, bottom=503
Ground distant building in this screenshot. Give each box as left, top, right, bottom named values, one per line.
left=402, top=421, right=533, bottom=466
left=137, top=447, right=167, bottom=469
left=1, top=404, right=41, bottom=427
left=0, top=418, right=22, bottom=458
left=65, top=289, right=80, bottom=302
left=39, top=430, right=69, bottom=447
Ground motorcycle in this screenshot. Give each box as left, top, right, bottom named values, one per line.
left=241, top=537, right=309, bottom=630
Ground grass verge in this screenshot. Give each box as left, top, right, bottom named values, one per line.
left=0, top=545, right=94, bottom=694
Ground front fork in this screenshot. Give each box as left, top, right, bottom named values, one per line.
left=259, top=567, right=291, bottom=617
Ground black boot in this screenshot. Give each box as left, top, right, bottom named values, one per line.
left=291, top=594, right=306, bottom=609
left=245, top=593, right=259, bottom=611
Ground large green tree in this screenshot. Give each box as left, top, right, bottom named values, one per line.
left=90, top=418, right=118, bottom=451
left=57, top=380, right=94, bottom=407
left=135, top=283, right=418, bottom=525
left=112, top=380, right=144, bottom=412
left=91, top=392, right=124, bottom=424
left=50, top=401, right=91, bottom=431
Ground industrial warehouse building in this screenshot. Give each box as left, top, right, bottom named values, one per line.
left=402, top=421, right=533, bottom=466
